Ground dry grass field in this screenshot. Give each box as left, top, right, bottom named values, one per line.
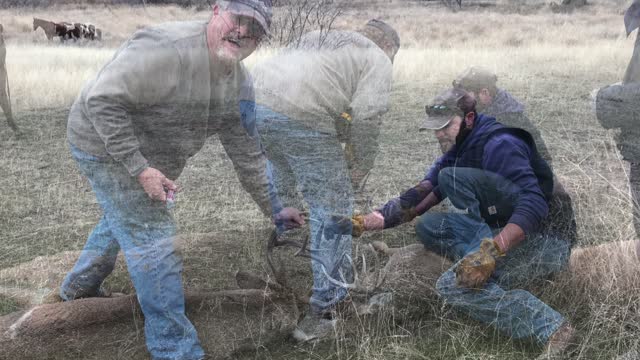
left=0, top=0, right=639, bottom=359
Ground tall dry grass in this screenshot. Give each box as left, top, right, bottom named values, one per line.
left=6, top=44, right=113, bottom=110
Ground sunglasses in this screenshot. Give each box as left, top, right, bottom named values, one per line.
left=425, top=104, right=459, bottom=117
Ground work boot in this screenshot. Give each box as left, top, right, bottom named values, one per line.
left=58, top=286, right=124, bottom=302
left=292, top=297, right=353, bottom=342
left=538, top=322, right=576, bottom=359
left=292, top=311, right=338, bottom=343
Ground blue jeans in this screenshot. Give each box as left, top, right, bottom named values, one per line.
left=61, top=143, right=204, bottom=360
left=256, top=105, right=353, bottom=313
left=416, top=167, right=570, bottom=345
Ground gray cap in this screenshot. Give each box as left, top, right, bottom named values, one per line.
left=366, top=19, right=400, bottom=50
left=419, top=88, right=467, bottom=131
left=222, top=0, right=273, bottom=36
left=452, top=66, right=497, bottom=92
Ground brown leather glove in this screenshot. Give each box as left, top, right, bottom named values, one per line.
left=351, top=215, right=366, bottom=238
left=455, top=238, right=505, bottom=289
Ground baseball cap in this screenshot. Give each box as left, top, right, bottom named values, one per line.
left=452, top=66, right=497, bottom=92
left=222, top=0, right=273, bottom=36
left=366, top=19, right=400, bottom=50
left=419, top=88, right=468, bottom=131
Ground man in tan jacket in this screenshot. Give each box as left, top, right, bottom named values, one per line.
left=62, top=1, right=303, bottom=359
left=252, top=19, right=399, bottom=342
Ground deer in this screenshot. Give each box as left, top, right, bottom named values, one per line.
left=0, top=226, right=638, bottom=359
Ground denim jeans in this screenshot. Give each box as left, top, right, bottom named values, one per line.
left=256, top=105, right=353, bottom=313
left=61, top=143, right=204, bottom=360
left=416, top=167, right=570, bottom=345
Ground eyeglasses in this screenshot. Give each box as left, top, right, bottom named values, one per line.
left=233, top=16, right=266, bottom=41
left=425, top=104, right=456, bottom=117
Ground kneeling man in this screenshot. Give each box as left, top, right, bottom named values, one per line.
left=355, top=88, right=576, bottom=357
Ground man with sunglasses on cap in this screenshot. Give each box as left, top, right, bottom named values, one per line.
left=450, top=66, right=552, bottom=164
left=443, top=67, right=574, bottom=234
left=63, top=1, right=304, bottom=358
left=251, top=19, right=400, bottom=342
left=353, top=88, right=576, bottom=357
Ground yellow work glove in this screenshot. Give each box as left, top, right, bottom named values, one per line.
left=455, top=238, right=505, bottom=289
left=351, top=214, right=366, bottom=238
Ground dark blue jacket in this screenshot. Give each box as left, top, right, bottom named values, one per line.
left=425, top=114, right=552, bottom=235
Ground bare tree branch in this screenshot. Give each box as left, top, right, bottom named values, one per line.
left=269, top=0, right=345, bottom=48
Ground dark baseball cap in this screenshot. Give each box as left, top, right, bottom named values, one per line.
left=222, top=0, right=272, bottom=36
left=452, top=66, right=497, bottom=92
left=419, top=88, right=468, bottom=131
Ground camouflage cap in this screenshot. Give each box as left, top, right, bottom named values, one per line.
left=366, top=19, right=400, bottom=50
left=452, top=66, right=498, bottom=92
left=419, top=88, right=468, bottom=131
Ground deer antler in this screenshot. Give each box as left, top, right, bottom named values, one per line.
left=320, top=253, right=359, bottom=290
left=319, top=245, right=386, bottom=294
left=265, top=217, right=388, bottom=294
left=266, top=228, right=312, bottom=288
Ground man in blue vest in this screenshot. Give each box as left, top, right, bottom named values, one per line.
left=353, top=88, right=576, bottom=357
left=449, top=66, right=552, bottom=164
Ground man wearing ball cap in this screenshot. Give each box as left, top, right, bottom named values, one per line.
left=355, top=87, right=576, bottom=357
left=251, top=18, right=400, bottom=342
left=63, top=1, right=303, bottom=358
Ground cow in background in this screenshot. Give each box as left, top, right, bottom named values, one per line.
left=81, top=24, right=102, bottom=41
left=33, top=18, right=75, bottom=42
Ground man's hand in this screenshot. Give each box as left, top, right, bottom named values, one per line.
left=455, top=238, right=505, bottom=289
left=274, top=207, right=305, bottom=230
left=137, top=167, right=176, bottom=203
left=352, top=211, right=385, bottom=237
